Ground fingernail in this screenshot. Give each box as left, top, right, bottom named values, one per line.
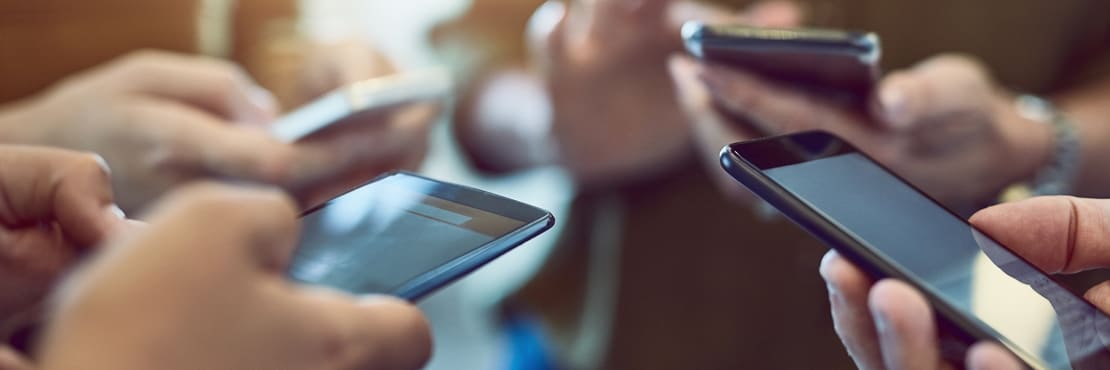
left=872, top=309, right=892, bottom=337
left=248, top=86, right=280, bottom=122
left=879, top=86, right=909, bottom=127
left=107, top=204, right=126, bottom=220
left=92, top=153, right=112, bottom=175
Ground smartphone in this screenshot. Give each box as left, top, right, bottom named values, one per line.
left=720, top=131, right=1110, bottom=370
left=682, top=21, right=880, bottom=102
left=270, top=68, right=452, bottom=143
left=287, top=172, right=554, bottom=301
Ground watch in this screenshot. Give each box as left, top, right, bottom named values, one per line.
left=1011, top=95, right=1082, bottom=197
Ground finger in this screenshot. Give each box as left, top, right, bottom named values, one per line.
left=293, top=102, right=437, bottom=203
left=874, top=54, right=992, bottom=130
left=107, top=50, right=279, bottom=125
left=0, top=346, right=32, bottom=370
left=588, top=0, right=673, bottom=31
left=966, top=342, right=1023, bottom=370
left=0, top=226, right=74, bottom=279
left=669, top=55, right=758, bottom=203
left=869, top=279, right=942, bottom=370
left=1085, top=281, right=1110, bottom=316
left=698, top=62, right=834, bottom=135
left=744, top=0, right=805, bottom=27
left=299, top=40, right=396, bottom=103
left=0, top=146, right=119, bottom=247
left=970, top=196, right=1110, bottom=274
left=127, top=183, right=301, bottom=276
left=124, top=100, right=300, bottom=185
left=665, top=1, right=803, bottom=42
left=667, top=1, right=739, bottom=30
left=819, top=250, right=885, bottom=370
left=292, top=289, right=432, bottom=370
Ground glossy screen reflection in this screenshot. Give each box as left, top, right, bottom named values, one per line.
left=765, top=153, right=1110, bottom=370
left=288, top=176, right=525, bottom=295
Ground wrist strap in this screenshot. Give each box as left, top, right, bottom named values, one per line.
left=1014, top=95, right=1081, bottom=196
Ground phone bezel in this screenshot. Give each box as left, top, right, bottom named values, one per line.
left=718, top=130, right=1083, bottom=369
left=297, top=171, right=555, bottom=301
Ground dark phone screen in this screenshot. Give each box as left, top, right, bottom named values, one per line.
left=763, top=151, right=1110, bottom=369
left=287, top=175, right=526, bottom=295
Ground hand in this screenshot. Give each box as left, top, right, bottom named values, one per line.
left=37, top=184, right=431, bottom=370
left=0, top=50, right=433, bottom=212
left=671, top=54, right=1053, bottom=212
left=0, top=146, right=128, bottom=343
left=231, top=36, right=439, bottom=206
left=819, top=251, right=1022, bottom=370
left=817, top=196, right=1110, bottom=370
left=251, top=37, right=397, bottom=109
left=249, top=37, right=434, bottom=204
left=527, top=0, right=801, bottom=186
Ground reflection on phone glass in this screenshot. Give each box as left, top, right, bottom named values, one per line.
left=759, top=146, right=1109, bottom=369
left=288, top=175, right=526, bottom=296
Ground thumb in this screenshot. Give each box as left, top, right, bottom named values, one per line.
left=970, top=196, right=1110, bottom=274
left=874, top=55, right=993, bottom=130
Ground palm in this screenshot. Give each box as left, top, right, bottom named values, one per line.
left=530, top=0, right=692, bottom=186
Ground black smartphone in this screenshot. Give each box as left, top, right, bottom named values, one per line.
left=720, top=131, right=1110, bottom=370
left=287, top=172, right=554, bottom=301
left=682, top=21, right=880, bottom=103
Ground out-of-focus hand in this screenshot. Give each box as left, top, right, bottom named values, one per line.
left=0, top=50, right=433, bottom=212
left=234, top=37, right=439, bottom=207
left=671, top=54, right=1053, bottom=211
left=38, top=184, right=431, bottom=370
left=526, top=0, right=801, bottom=187
left=0, top=146, right=129, bottom=343
left=253, top=37, right=396, bottom=109
left=816, top=196, right=1110, bottom=370
left=819, top=251, right=1022, bottom=370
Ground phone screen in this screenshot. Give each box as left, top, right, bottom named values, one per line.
left=287, top=173, right=544, bottom=299
left=736, top=134, right=1110, bottom=369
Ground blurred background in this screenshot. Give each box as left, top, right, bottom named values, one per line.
left=300, top=1, right=576, bottom=370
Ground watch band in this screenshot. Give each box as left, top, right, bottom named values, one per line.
left=1014, top=95, right=1081, bottom=196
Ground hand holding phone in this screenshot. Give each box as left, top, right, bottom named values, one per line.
left=287, top=172, right=554, bottom=300
left=682, top=21, right=880, bottom=102
left=270, top=68, right=452, bottom=143
left=36, top=183, right=432, bottom=370
left=721, top=131, right=1110, bottom=369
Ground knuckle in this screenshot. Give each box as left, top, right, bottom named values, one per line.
left=68, top=152, right=113, bottom=181
left=317, top=298, right=432, bottom=369
left=200, top=59, right=250, bottom=91
left=116, top=49, right=173, bottom=73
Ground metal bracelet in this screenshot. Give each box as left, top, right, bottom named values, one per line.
left=1015, top=95, right=1081, bottom=196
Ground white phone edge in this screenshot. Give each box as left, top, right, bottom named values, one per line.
left=270, top=67, right=452, bottom=143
